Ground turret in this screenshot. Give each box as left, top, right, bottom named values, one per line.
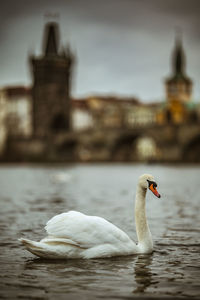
left=30, top=22, right=74, bottom=137
left=165, top=36, right=192, bottom=104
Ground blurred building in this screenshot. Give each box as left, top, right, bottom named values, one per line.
left=71, top=98, right=93, bottom=131
left=83, top=96, right=161, bottom=129
left=3, top=86, right=32, bottom=137
left=30, top=22, right=74, bottom=138
left=87, top=96, right=130, bottom=129
left=81, top=96, right=161, bottom=129
left=166, top=37, right=192, bottom=104
left=126, top=102, right=161, bottom=127
left=0, top=23, right=199, bottom=162
left=159, top=36, right=194, bottom=124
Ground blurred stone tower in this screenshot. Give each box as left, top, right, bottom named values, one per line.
left=166, top=36, right=192, bottom=104
left=30, top=22, right=74, bottom=137
left=165, top=36, right=193, bottom=123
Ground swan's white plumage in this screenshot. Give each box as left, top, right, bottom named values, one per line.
left=20, top=211, right=137, bottom=258
left=20, top=174, right=159, bottom=259
left=45, top=211, right=133, bottom=248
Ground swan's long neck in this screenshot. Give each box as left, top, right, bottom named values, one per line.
left=135, top=184, right=153, bottom=252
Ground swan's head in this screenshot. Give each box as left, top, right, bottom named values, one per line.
left=139, top=174, right=161, bottom=198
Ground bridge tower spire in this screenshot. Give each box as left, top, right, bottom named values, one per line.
left=165, top=33, right=192, bottom=104
left=43, top=22, right=59, bottom=56
left=164, top=33, right=193, bottom=124
left=173, top=33, right=185, bottom=77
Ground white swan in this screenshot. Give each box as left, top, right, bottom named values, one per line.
left=19, top=174, right=161, bottom=259
left=50, top=172, right=73, bottom=184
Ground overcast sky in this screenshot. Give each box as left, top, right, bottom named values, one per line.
left=0, top=0, right=200, bottom=102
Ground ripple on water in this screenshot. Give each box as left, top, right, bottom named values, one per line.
left=0, top=164, right=200, bottom=299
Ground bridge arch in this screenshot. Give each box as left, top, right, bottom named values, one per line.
left=56, top=137, right=78, bottom=161
left=51, top=113, right=68, bottom=132
left=183, top=134, right=200, bottom=162
left=136, top=136, right=161, bottom=161
left=111, top=133, right=161, bottom=162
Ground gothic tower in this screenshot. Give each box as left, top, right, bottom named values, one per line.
left=30, top=22, right=74, bottom=137
left=165, top=36, right=192, bottom=104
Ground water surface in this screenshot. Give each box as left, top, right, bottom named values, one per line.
left=0, top=164, right=199, bottom=299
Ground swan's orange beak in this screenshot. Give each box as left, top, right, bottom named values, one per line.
left=149, top=184, right=161, bottom=198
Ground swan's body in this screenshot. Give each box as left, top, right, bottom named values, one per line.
left=19, top=174, right=160, bottom=259
left=51, top=172, right=73, bottom=183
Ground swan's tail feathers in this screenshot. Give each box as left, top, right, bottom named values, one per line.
left=19, top=238, right=49, bottom=258
left=19, top=237, right=84, bottom=259
left=19, top=238, right=36, bottom=247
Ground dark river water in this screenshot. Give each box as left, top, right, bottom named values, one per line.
left=0, top=164, right=199, bottom=299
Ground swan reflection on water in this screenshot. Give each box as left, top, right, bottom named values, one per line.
left=23, top=254, right=156, bottom=296
left=133, top=254, right=154, bottom=294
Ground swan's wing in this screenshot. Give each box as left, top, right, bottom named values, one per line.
left=45, top=211, right=132, bottom=249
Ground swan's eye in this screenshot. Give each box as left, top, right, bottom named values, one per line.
left=147, top=180, right=157, bottom=188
